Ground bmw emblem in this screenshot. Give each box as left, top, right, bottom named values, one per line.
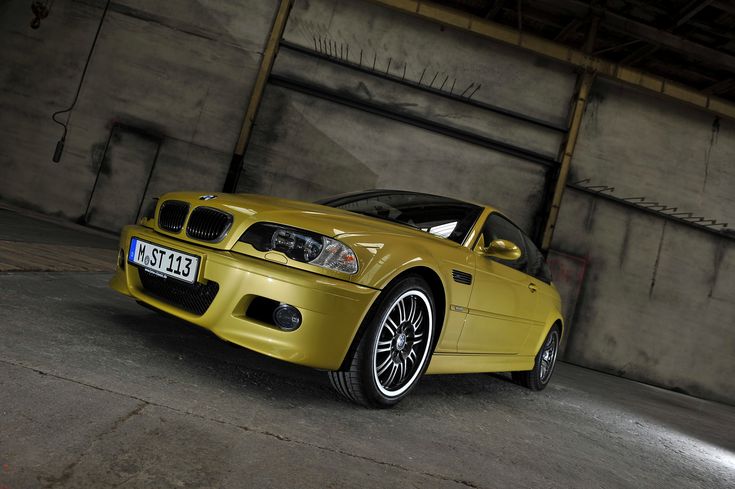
left=199, top=194, right=217, bottom=201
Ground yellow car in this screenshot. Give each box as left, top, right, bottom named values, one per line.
left=110, top=190, right=563, bottom=407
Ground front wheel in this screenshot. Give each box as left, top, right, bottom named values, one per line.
left=512, top=325, right=560, bottom=391
left=329, top=276, right=436, bottom=408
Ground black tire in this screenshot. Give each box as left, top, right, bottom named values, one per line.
left=328, top=275, right=436, bottom=408
left=512, top=325, right=561, bottom=391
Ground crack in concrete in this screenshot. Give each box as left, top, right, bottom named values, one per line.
left=2, top=359, right=482, bottom=488
left=38, top=400, right=147, bottom=488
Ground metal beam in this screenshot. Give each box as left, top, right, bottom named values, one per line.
left=555, top=18, right=584, bottom=42
left=582, top=8, right=601, bottom=54
left=223, top=0, right=293, bottom=192
left=568, top=183, right=733, bottom=241
left=703, top=78, right=735, bottom=95
left=268, top=74, right=558, bottom=168
left=485, top=0, right=506, bottom=20
left=280, top=40, right=567, bottom=131
left=532, top=0, right=735, bottom=72
left=674, top=0, right=715, bottom=28
left=711, top=0, right=735, bottom=15
left=367, top=0, right=735, bottom=120
left=620, top=44, right=659, bottom=65
left=541, top=71, right=595, bottom=251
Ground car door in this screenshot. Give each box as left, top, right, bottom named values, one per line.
left=457, top=212, right=539, bottom=354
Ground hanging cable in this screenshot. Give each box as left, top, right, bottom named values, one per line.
left=51, top=0, right=111, bottom=162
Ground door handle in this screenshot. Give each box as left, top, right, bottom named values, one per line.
left=528, top=283, right=538, bottom=293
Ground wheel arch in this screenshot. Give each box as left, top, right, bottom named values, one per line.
left=530, top=317, right=564, bottom=356
left=337, top=265, right=447, bottom=371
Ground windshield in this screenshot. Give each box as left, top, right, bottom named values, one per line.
left=317, top=190, right=483, bottom=244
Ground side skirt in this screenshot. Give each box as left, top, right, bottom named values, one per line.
left=426, top=353, right=535, bottom=375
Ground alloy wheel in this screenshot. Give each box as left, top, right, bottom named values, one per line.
left=372, top=290, right=433, bottom=397
left=539, top=330, right=559, bottom=383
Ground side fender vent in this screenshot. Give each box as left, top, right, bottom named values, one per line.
left=452, top=269, right=473, bottom=285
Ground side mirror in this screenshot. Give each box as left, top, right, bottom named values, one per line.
left=481, top=239, right=522, bottom=261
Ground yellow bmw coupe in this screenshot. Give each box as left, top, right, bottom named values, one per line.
left=110, top=189, right=563, bottom=407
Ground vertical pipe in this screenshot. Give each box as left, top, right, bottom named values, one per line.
left=224, top=0, right=293, bottom=192
left=540, top=71, right=595, bottom=252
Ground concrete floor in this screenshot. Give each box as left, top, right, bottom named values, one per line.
left=1, top=208, right=734, bottom=488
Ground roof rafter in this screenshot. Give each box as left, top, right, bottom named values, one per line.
left=530, top=0, right=735, bottom=72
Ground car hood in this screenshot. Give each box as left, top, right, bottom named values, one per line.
left=152, top=191, right=442, bottom=249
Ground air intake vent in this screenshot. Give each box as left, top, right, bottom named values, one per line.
left=452, top=269, right=472, bottom=285
left=186, top=207, right=233, bottom=242
left=158, top=200, right=189, bottom=233
left=138, top=268, right=218, bottom=316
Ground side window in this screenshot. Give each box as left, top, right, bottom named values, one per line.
left=481, top=213, right=528, bottom=272
left=523, top=234, right=552, bottom=284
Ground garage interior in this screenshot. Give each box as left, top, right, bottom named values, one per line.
left=1, top=0, right=734, bottom=487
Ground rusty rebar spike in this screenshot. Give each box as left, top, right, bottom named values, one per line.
left=439, top=75, right=449, bottom=90
left=429, top=72, right=439, bottom=87
left=468, top=83, right=481, bottom=99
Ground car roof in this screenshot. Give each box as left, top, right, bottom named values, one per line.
left=316, top=188, right=497, bottom=212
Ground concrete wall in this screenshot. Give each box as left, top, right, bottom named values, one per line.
left=238, top=0, right=577, bottom=233
left=552, top=189, right=735, bottom=405
left=0, top=0, right=278, bottom=229
left=573, top=78, right=735, bottom=225
left=551, top=78, right=735, bottom=405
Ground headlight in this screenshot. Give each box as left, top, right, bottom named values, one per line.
left=239, top=223, right=358, bottom=275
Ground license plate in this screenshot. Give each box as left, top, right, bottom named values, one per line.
left=128, top=237, right=200, bottom=284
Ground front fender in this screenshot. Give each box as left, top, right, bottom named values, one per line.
left=337, top=232, right=475, bottom=354
left=337, top=232, right=471, bottom=291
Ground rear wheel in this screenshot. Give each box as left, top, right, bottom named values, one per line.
left=329, top=276, right=435, bottom=408
left=512, top=325, right=560, bottom=391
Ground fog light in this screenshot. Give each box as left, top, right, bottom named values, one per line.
left=273, top=304, right=302, bottom=331
left=117, top=248, right=125, bottom=269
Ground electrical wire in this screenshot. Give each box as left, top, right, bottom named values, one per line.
left=51, top=0, right=111, bottom=158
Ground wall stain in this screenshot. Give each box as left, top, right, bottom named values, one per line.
left=619, top=213, right=632, bottom=269
left=584, top=198, right=597, bottom=231
left=109, top=3, right=219, bottom=43
left=355, top=81, right=372, bottom=100
left=583, top=91, right=603, bottom=136
left=648, top=221, right=667, bottom=298
left=708, top=239, right=725, bottom=299
left=702, top=116, right=720, bottom=194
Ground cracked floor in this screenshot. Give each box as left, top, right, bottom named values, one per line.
left=1, top=208, right=734, bottom=488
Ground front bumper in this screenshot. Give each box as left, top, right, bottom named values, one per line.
left=110, top=225, right=379, bottom=370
